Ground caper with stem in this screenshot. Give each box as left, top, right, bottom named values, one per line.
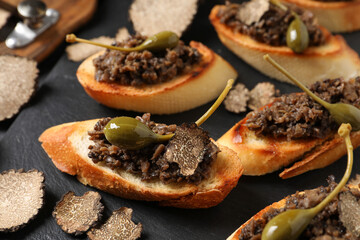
left=66, top=31, right=179, bottom=53
left=286, top=14, right=309, bottom=53
left=270, top=0, right=309, bottom=53
left=261, top=123, right=353, bottom=240
left=264, top=54, right=360, bottom=131
left=104, top=79, right=234, bottom=150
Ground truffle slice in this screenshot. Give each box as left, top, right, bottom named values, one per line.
left=0, top=55, right=38, bottom=121
left=129, top=0, right=198, bottom=37
left=248, top=82, right=277, bottom=110
left=161, top=123, right=216, bottom=176
left=224, top=83, right=250, bottom=113
left=0, top=8, right=10, bottom=29
left=0, top=169, right=44, bottom=232
left=87, top=207, right=142, bottom=240
left=339, top=191, right=360, bottom=237
left=115, top=27, right=130, bottom=42
left=66, top=36, right=114, bottom=62
left=237, top=0, right=270, bottom=25
left=53, top=191, right=104, bottom=235
left=349, top=174, right=360, bottom=186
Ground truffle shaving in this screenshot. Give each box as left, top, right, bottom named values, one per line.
left=53, top=191, right=104, bottom=235
left=129, top=0, right=198, bottom=37
left=87, top=207, right=142, bottom=240
left=349, top=174, right=360, bottom=186
left=66, top=36, right=114, bottom=62
left=0, top=169, right=44, bottom=232
left=224, top=83, right=250, bottom=113
left=0, top=55, right=38, bottom=121
left=115, top=27, right=130, bottom=42
left=339, top=191, right=360, bottom=237
left=237, top=0, right=270, bottom=25
left=248, top=82, right=277, bottom=110
left=161, top=123, right=215, bottom=176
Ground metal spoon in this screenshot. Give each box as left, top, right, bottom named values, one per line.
left=66, top=31, right=179, bottom=53
left=262, top=123, right=353, bottom=240
left=264, top=54, right=360, bottom=131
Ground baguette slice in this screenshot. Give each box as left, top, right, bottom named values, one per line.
left=282, top=0, right=360, bottom=33
left=227, top=184, right=360, bottom=239
left=76, top=41, right=237, bottom=114
left=209, top=5, right=360, bottom=86
left=39, top=119, right=243, bottom=208
left=217, top=109, right=360, bottom=178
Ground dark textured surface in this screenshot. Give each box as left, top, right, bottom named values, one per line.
left=0, top=0, right=360, bottom=239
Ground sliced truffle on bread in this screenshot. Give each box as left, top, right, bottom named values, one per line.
left=76, top=41, right=237, bottom=114
left=282, top=0, right=360, bottom=33
left=227, top=183, right=360, bottom=239
left=39, top=119, right=243, bottom=208
left=209, top=5, right=360, bottom=86
left=0, top=55, right=38, bottom=121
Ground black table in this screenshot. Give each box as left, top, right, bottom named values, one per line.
left=1, top=0, right=360, bottom=239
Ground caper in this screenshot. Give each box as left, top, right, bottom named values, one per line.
left=262, top=123, right=353, bottom=240
left=102, top=79, right=234, bottom=150
left=264, top=54, right=360, bottom=130
left=286, top=14, right=309, bottom=53
left=66, top=31, right=179, bottom=53
left=103, top=117, right=174, bottom=150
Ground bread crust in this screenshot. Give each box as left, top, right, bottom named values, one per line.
left=209, top=5, right=360, bottom=86
left=226, top=184, right=359, bottom=240
left=39, top=119, right=243, bottom=208
left=282, top=0, right=360, bottom=33
left=76, top=41, right=237, bottom=114
left=217, top=107, right=360, bottom=178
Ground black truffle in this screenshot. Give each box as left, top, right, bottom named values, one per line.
left=0, top=55, right=38, bottom=121
left=161, top=123, right=216, bottom=176
left=87, top=207, right=142, bottom=240
left=0, top=169, right=45, bottom=232
left=339, top=191, right=360, bottom=237
left=53, top=191, right=104, bottom=235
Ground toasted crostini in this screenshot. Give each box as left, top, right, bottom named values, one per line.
left=282, top=0, right=360, bottom=33
left=76, top=41, right=237, bottom=114
left=39, top=118, right=243, bottom=208
left=209, top=4, right=360, bottom=86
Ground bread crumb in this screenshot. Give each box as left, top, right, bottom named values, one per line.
left=66, top=36, right=114, bottom=62
left=224, top=83, right=249, bottom=113
left=115, top=27, right=130, bottom=42
left=0, top=9, right=10, bottom=29
left=248, top=82, right=277, bottom=110
left=129, top=0, right=198, bottom=37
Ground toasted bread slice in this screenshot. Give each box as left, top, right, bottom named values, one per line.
left=227, top=184, right=360, bottom=239
left=217, top=115, right=360, bottom=178
left=39, top=119, right=243, bottom=208
left=209, top=5, right=360, bottom=86
left=76, top=41, right=237, bottom=114
left=282, top=0, right=360, bottom=33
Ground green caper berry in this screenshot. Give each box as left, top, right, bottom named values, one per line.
left=286, top=14, right=309, bottom=53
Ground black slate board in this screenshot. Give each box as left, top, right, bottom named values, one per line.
left=1, top=0, right=360, bottom=239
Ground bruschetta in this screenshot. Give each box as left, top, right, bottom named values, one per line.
left=282, top=0, right=360, bottom=33
left=76, top=39, right=237, bottom=114
left=209, top=3, right=360, bottom=86
left=39, top=117, right=243, bottom=208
